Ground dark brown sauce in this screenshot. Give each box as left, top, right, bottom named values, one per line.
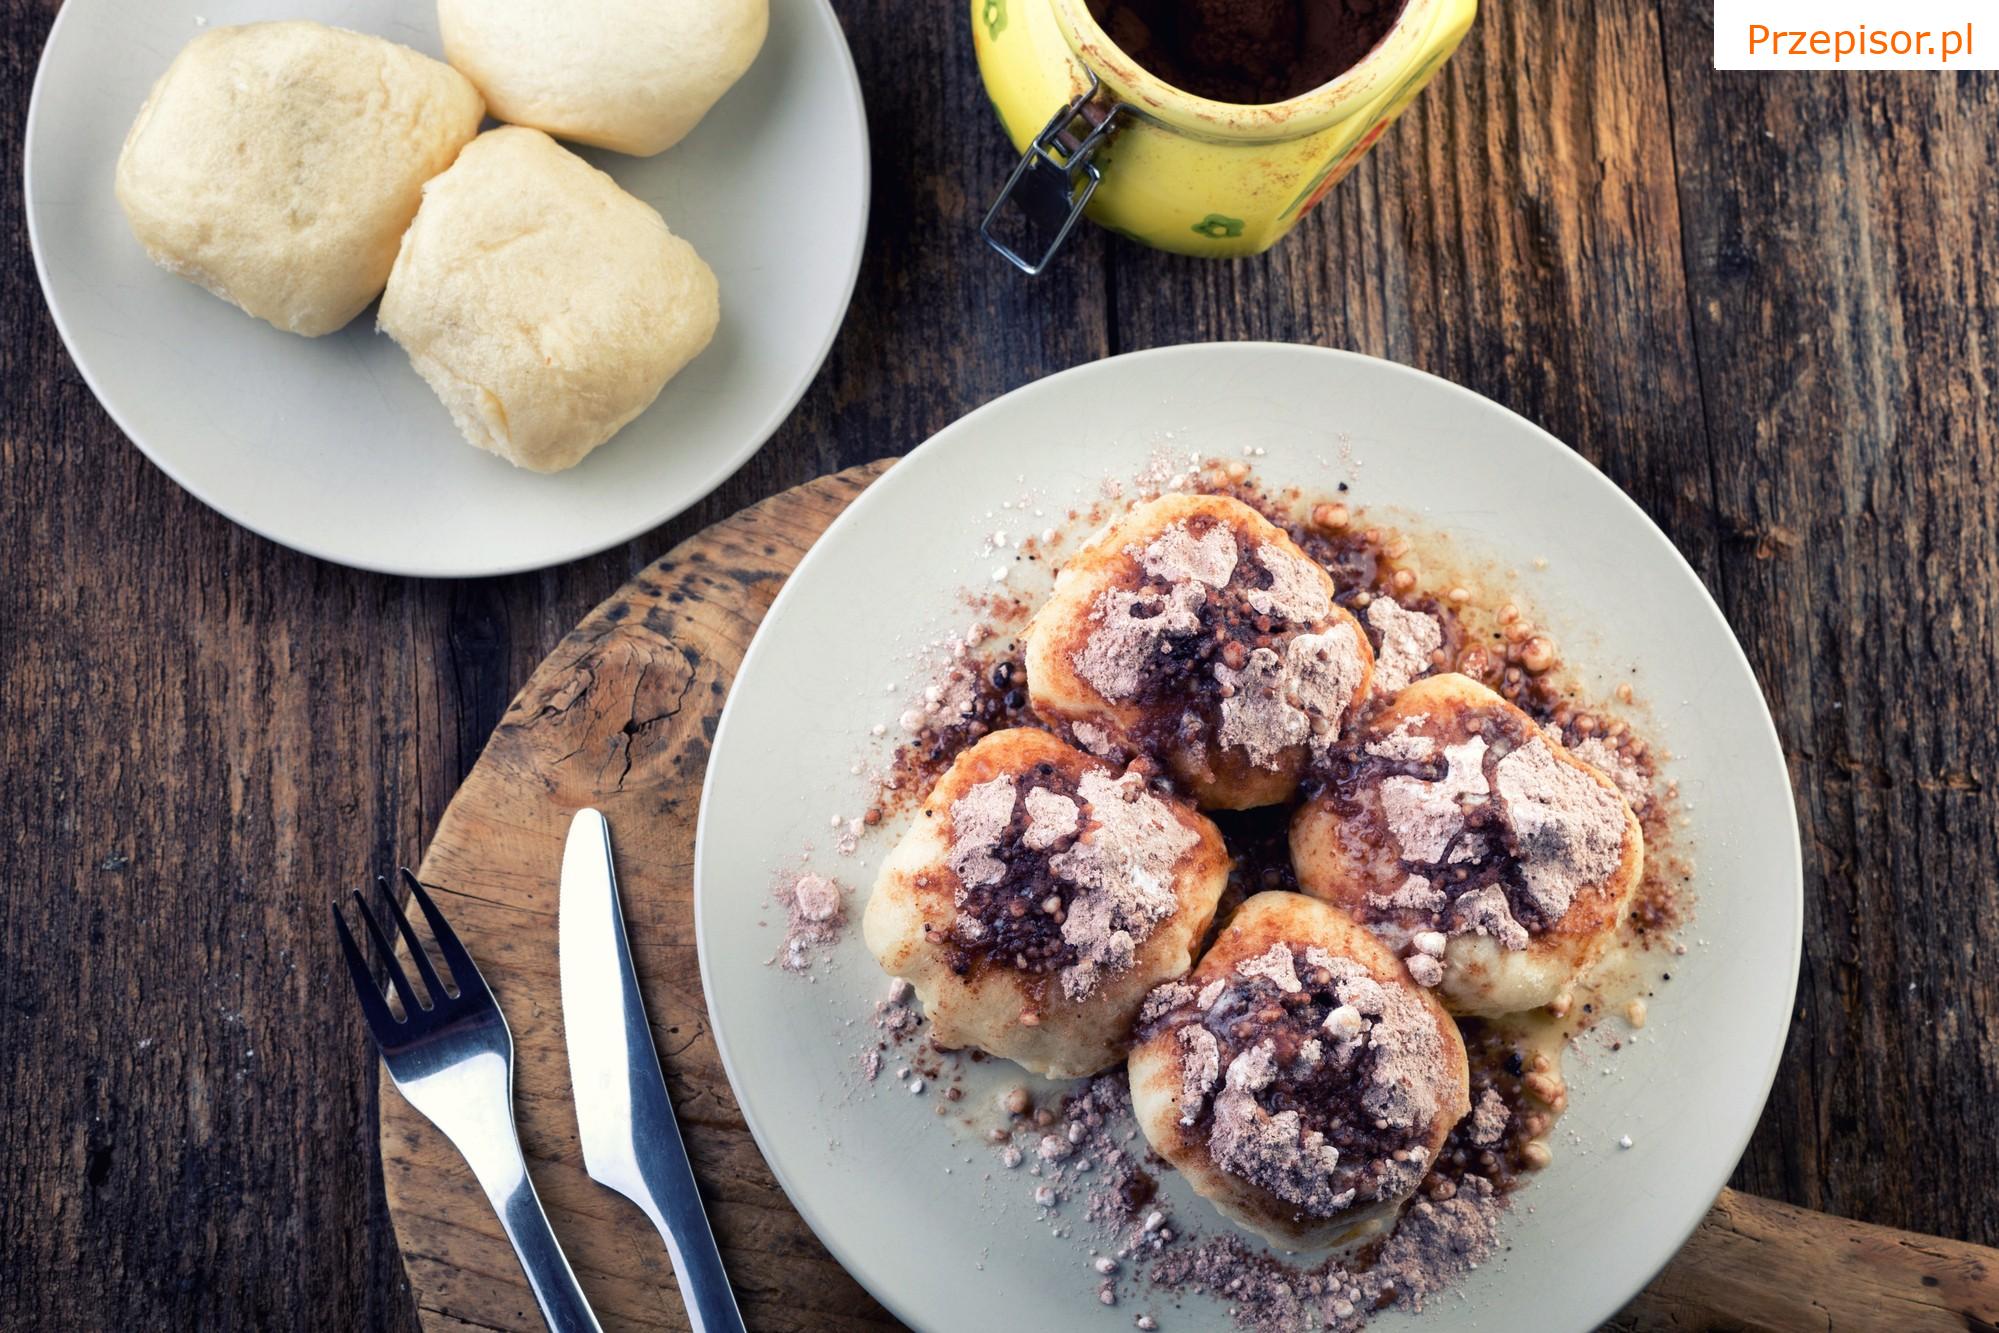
left=1086, top=0, right=1405, bottom=106
left=1436, top=1021, right=1542, bottom=1194
left=1210, top=803, right=1300, bottom=921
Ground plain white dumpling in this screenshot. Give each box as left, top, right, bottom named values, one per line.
left=377, top=127, right=720, bottom=474
left=437, top=0, right=769, bottom=157
left=115, top=20, right=484, bottom=337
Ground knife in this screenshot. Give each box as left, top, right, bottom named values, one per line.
left=559, top=808, right=747, bottom=1333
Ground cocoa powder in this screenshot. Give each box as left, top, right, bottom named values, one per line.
left=1087, top=0, right=1405, bottom=106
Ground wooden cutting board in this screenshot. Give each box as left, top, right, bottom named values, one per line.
left=380, top=463, right=1998, bottom=1333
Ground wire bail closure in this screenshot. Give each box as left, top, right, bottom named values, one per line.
left=981, top=70, right=1125, bottom=276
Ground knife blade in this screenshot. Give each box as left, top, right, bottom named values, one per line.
left=559, top=807, right=746, bottom=1333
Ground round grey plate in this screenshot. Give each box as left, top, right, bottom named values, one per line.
left=696, top=343, right=1803, bottom=1331
left=25, top=0, right=868, bottom=577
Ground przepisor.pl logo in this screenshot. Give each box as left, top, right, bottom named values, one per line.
left=1713, top=0, right=1988, bottom=68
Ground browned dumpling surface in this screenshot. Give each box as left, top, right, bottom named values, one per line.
left=1291, top=673, right=1644, bottom=1016
left=1129, top=892, right=1470, bottom=1251
left=1025, top=493, right=1374, bottom=811
left=863, top=728, right=1229, bottom=1078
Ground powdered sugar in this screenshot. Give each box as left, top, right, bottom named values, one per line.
left=1379, top=737, right=1490, bottom=862
left=1493, top=738, right=1629, bottom=922
left=1214, top=626, right=1368, bottom=768
left=947, top=775, right=1016, bottom=898
left=1367, top=598, right=1444, bottom=695
left=1051, top=770, right=1199, bottom=999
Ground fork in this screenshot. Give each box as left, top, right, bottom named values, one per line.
left=334, top=870, right=604, bottom=1333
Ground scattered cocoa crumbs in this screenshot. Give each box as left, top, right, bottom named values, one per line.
left=1148, top=1175, right=1504, bottom=1333
left=783, top=452, right=1695, bottom=1330
left=773, top=871, right=845, bottom=973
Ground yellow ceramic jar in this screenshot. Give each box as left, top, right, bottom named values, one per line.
left=974, top=0, right=1476, bottom=262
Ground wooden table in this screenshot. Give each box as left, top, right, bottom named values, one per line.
left=3, top=2, right=1995, bottom=1327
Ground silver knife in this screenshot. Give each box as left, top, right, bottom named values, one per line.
left=559, top=808, right=747, bottom=1333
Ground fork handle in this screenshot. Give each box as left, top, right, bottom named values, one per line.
left=483, top=1164, right=604, bottom=1333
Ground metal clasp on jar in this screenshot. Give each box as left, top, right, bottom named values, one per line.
left=981, top=68, right=1125, bottom=276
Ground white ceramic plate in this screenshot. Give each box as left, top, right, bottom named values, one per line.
left=696, top=344, right=1803, bottom=1332
left=24, top=0, right=867, bottom=577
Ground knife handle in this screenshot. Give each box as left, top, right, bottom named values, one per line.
left=635, top=1141, right=747, bottom=1333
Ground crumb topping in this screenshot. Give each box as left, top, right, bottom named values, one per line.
left=1364, top=716, right=1436, bottom=762
left=775, top=872, right=846, bottom=973
left=1326, top=710, right=1634, bottom=959
left=1447, top=884, right=1529, bottom=951
left=946, top=775, right=1016, bottom=895
left=1140, top=943, right=1453, bottom=1219
left=1178, top=1025, right=1222, bottom=1125
left=944, top=764, right=1197, bottom=999
left=1070, top=719, right=1120, bottom=757
left=1074, top=582, right=1208, bottom=701
left=1366, top=598, right=1443, bottom=696
left=1214, top=627, right=1368, bottom=768
left=1209, top=1039, right=1351, bottom=1214
left=1051, top=771, right=1199, bottom=999
left=1022, top=786, right=1081, bottom=849
left=1572, top=735, right=1655, bottom=812
left=1370, top=874, right=1447, bottom=914
left=1243, top=543, right=1332, bottom=622
left=1468, top=1088, right=1509, bottom=1147
left=1069, top=517, right=1362, bottom=772
left=1492, top=737, right=1629, bottom=922
left=1378, top=737, right=1489, bottom=862
left=1140, top=520, right=1240, bottom=589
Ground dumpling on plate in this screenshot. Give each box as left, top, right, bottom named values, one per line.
left=1128, top=891, right=1470, bottom=1251
left=115, top=20, right=483, bottom=337
left=377, top=127, right=719, bottom=473
left=1025, top=494, right=1374, bottom=811
left=438, top=0, right=767, bottom=157
left=1290, top=673, right=1644, bottom=1016
left=863, top=728, right=1229, bottom=1078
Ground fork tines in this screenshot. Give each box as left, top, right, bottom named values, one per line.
left=332, top=870, right=488, bottom=1048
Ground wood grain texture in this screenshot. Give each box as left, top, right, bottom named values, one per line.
left=3, top=0, right=1998, bottom=1327
left=383, top=465, right=897, bottom=1333
left=382, top=464, right=1999, bottom=1333
left=1656, top=22, right=1999, bottom=1247
left=1618, top=1189, right=1999, bottom=1333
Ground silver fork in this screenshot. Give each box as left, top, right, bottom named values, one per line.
left=333, top=871, right=604, bottom=1333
